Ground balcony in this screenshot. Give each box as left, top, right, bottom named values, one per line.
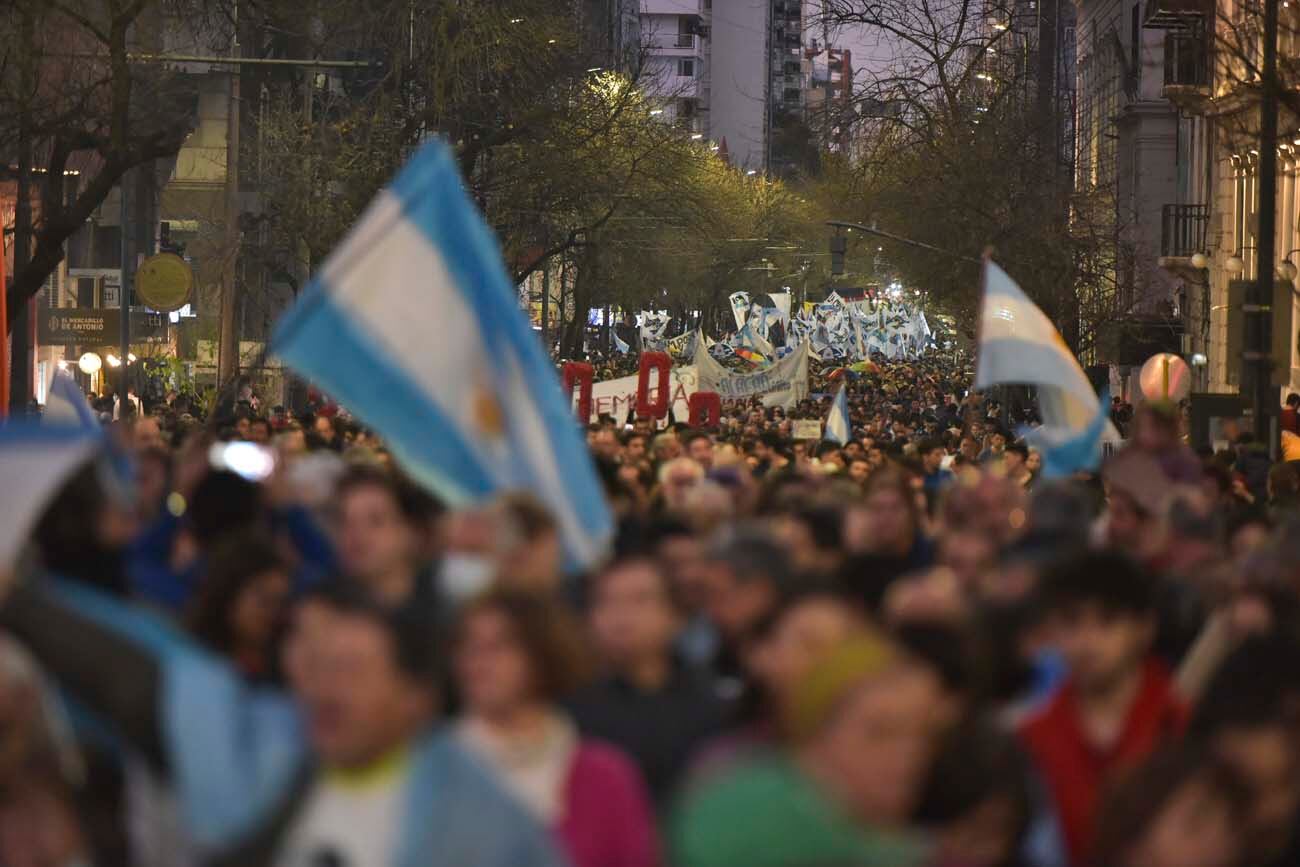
left=1158, top=203, right=1209, bottom=280
left=650, top=34, right=704, bottom=58
left=1161, top=204, right=1208, bottom=257
left=1143, top=0, right=1211, bottom=29
left=1162, top=32, right=1211, bottom=110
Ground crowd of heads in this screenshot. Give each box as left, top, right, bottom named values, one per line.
left=8, top=356, right=1300, bottom=867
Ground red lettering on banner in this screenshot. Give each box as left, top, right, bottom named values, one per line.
left=562, top=363, right=594, bottom=422
left=637, top=353, right=672, bottom=419
left=689, top=391, right=722, bottom=428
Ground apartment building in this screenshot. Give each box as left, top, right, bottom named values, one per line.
left=641, top=0, right=812, bottom=174
left=1072, top=0, right=1183, bottom=368
left=1147, top=0, right=1300, bottom=394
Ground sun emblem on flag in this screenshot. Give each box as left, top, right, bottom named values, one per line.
left=474, top=385, right=505, bottom=437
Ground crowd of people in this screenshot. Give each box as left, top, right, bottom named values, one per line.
left=5, top=354, right=1300, bottom=867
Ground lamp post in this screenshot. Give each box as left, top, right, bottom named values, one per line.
left=1277, top=249, right=1300, bottom=282
left=1253, top=0, right=1281, bottom=453
left=1188, top=252, right=1212, bottom=392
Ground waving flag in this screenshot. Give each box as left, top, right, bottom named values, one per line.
left=824, top=384, right=851, bottom=445
left=768, top=291, right=792, bottom=322
left=270, top=142, right=612, bottom=569
left=733, top=322, right=775, bottom=359
left=708, top=341, right=737, bottom=362
left=729, top=292, right=751, bottom=330
left=44, top=369, right=100, bottom=430
left=1024, top=388, right=1112, bottom=480
left=975, top=259, right=1112, bottom=477
left=0, top=424, right=102, bottom=570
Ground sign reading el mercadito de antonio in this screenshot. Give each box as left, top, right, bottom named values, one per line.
left=39, top=309, right=168, bottom=345
left=134, top=253, right=194, bottom=312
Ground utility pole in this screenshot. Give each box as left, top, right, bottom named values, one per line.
left=217, top=7, right=242, bottom=391
left=1249, top=0, right=1280, bottom=453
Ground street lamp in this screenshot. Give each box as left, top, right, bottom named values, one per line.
left=78, top=353, right=102, bottom=375
left=1278, top=248, right=1300, bottom=281
left=1190, top=252, right=1210, bottom=270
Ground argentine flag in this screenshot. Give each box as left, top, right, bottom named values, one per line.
left=271, top=142, right=612, bottom=569
left=975, top=260, right=1115, bottom=477
left=824, top=384, right=851, bottom=445
left=0, top=424, right=102, bottom=570
left=44, top=369, right=100, bottom=430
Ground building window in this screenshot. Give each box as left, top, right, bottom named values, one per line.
left=677, top=58, right=695, bottom=77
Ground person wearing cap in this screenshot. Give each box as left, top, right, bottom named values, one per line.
left=671, top=632, right=942, bottom=867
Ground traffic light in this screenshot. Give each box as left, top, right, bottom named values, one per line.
left=830, top=234, right=847, bottom=275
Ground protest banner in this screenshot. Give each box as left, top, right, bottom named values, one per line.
left=589, top=366, right=697, bottom=423
left=792, top=419, right=823, bottom=440
left=693, top=340, right=809, bottom=409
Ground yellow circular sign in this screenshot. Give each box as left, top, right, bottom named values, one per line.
left=135, top=252, right=194, bottom=312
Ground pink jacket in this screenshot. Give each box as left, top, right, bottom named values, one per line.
left=555, top=741, right=659, bottom=867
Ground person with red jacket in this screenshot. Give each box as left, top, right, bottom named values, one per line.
left=1017, top=552, right=1188, bottom=867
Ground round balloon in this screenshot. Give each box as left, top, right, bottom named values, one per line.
left=1139, top=353, right=1191, bottom=402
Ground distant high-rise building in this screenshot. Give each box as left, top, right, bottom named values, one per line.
left=641, top=0, right=818, bottom=175
left=641, top=0, right=769, bottom=172
left=641, top=0, right=709, bottom=133
left=806, top=45, right=853, bottom=154
left=710, top=0, right=772, bottom=171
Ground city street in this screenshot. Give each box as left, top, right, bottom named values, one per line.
left=1, top=2, right=1300, bottom=867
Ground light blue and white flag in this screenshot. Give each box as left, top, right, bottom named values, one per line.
left=0, top=423, right=102, bottom=570
left=732, top=321, right=775, bottom=360
left=1023, top=387, right=1112, bottom=480
left=975, top=260, right=1099, bottom=432
left=976, top=259, right=1116, bottom=476
left=824, top=384, right=851, bottom=445
left=728, top=292, right=751, bottom=330
left=44, top=369, right=100, bottom=430
left=270, top=142, right=612, bottom=569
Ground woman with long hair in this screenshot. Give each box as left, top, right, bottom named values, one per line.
left=452, top=590, right=657, bottom=867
